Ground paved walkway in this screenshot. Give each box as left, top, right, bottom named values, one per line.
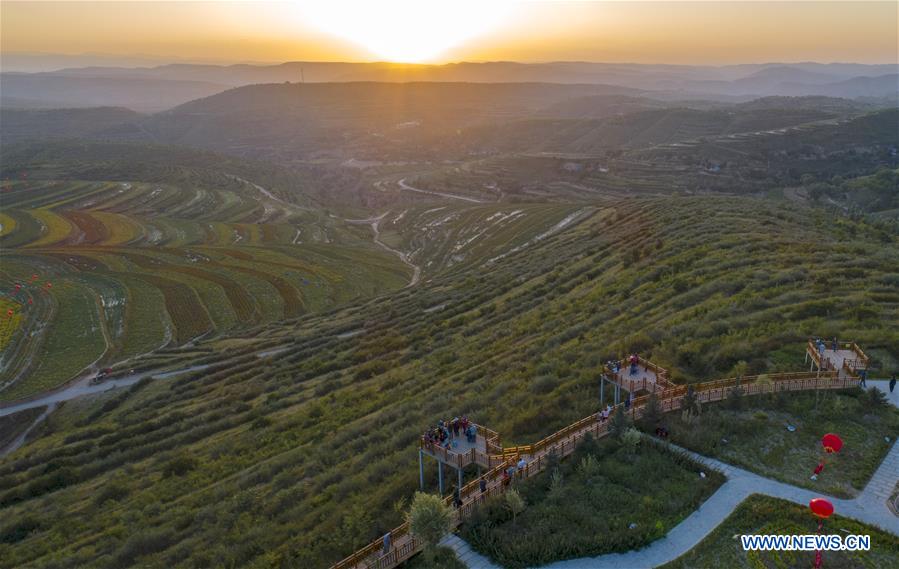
left=449, top=395, right=899, bottom=569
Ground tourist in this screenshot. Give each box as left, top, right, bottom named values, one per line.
left=460, top=415, right=469, bottom=433
left=382, top=532, right=391, bottom=556
left=467, top=424, right=477, bottom=444
left=516, top=457, right=527, bottom=479
left=451, top=417, right=460, bottom=437
left=831, top=337, right=838, bottom=351
left=859, top=369, right=867, bottom=388
left=502, top=469, right=511, bottom=488
left=890, top=374, right=896, bottom=393
left=479, top=476, right=487, bottom=494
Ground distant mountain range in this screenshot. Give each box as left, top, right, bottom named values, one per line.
left=1, top=60, right=896, bottom=112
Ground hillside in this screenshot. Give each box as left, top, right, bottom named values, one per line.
left=0, top=142, right=410, bottom=400
left=0, top=195, right=896, bottom=568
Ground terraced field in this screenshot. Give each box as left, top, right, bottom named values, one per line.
left=0, top=177, right=411, bottom=401
left=376, top=202, right=592, bottom=278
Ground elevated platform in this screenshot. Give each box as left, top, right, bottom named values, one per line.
left=605, top=356, right=674, bottom=394
left=419, top=423, right=501, bottom=470
left=806, top=339, right=869, bottom=378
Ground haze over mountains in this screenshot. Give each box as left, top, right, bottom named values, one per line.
left=2, top=59, right=897, bottom=111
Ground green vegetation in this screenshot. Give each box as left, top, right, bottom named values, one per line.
left=403, top=546, right=465, bottom=569
left=0, top=407, right=44, bottom=450
left=0, top=193, right=897, bottom=568
left=461, top=435, right=724, bottom=568
left=661, top=495, right=899, bottom=569
left=645, top=388, right=899, bottom=497
left=0, top=143, right=415, bottom=399
left=408, top=492, right=454, bottom=560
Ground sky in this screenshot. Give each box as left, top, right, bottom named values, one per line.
left=1, top=1, right=897, bottom=66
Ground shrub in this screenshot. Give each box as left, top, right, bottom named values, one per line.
left=505, top=489, right=526, bottom=523
left=622, top=428, right=642, bottom=454
left=163, top=453, right=198, bottom=478
left=407, top=492, right=453, bottom=555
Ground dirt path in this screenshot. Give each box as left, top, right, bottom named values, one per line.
left=0, top=402, right=57, bottom=457
left=397, top=178, right=486, bottom=204
left=345, top=212, right=421, bottom=287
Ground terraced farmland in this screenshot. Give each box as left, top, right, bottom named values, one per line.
left=376, top=202, right=592, bottom=278
left=0, top=175, right=411, bottom=401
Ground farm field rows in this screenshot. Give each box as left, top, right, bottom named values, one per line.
left=0, top=177, right=412, bottom=401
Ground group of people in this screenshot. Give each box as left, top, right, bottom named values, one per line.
left=597, top=404, right=613, bottom=423
left=500, top=457, right=529, bottom=487
left=606, top=353, right=643, bottom=376
left=422, top=416, right=478, bottom=450
left=814, top=336, right=839, bottom=355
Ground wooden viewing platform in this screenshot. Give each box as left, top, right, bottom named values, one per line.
left=331, top=342, right=868, bottom=569
left=604, top=355, right=675, bottom=397
left=806, top=338, right=869, bottom=378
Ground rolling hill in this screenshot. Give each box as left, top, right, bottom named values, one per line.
left=0, top=194, right=896, bottom=568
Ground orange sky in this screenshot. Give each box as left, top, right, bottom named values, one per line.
left=1, top=1, right=897, bottom=65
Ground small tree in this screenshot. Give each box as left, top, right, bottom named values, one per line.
left=726, top=386, right=744, bottom=410
left=610, top=405, right=632, bottom=439
left=407, top=492, right=453, bottom=559
left=681, top=385, right=702, bottom=424
left=549, top=468, right=564, bottom=498
left=642, top=392, right=663, bottom=426
left=622, top=427, right=642, bottom=454
left=505, top=489, right=526, bottom=524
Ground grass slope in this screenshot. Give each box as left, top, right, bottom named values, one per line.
left=0, top=195, right=896, bottom=568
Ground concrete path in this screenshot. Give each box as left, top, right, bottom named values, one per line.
left=0, top=364, right=209, bottom=418
left=441, top=534, right=502, bottom=569
left=451, top=394, right=899, bottom=569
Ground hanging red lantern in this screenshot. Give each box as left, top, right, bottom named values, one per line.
left=6, top=309, right=13, bottom=318
left=809, top=498, right=834, bottom=519
left=14, top=284, right=21, bottom=291
left=822, top=433, right=843, bottom=453
left=46, top=282, right=52, bottom=289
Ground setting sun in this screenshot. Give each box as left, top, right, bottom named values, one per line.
left=300, top=1, right=510, bottom=62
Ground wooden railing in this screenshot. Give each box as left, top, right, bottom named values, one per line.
left=331, top=369, right=858, bottom=569
left=807, top=338, right=868, bottom=377
left=419, top=423, right=501, bottom=469
left=606, top=356, right=673, bottom=389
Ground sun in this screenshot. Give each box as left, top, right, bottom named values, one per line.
left=300, top=1, right=511, bottom=63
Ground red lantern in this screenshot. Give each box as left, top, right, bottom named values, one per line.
left=14, top=284, right=21, bottom=291
left=6, top=309, right=13, bottom=318
left=28, top=298, right=33, bottom=305
left=46, top=282, right=52, bottom=289
left=809, top=498, right=834, bottom=519
left=822, top=433, right=843, bottom=453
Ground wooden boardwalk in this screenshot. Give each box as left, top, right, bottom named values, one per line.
left=331, top=341, right=868, bottom=569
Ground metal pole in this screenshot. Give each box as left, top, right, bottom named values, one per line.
left=419, top=450, right=425, bottom=491
left=600, top=376, right=605, bottom=406
left=458, top=467, right=463, bottom=492
left=438, top=461, right=444, bottom=494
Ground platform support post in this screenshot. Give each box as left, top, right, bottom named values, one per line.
left=458, top=467, right=463, bottom=492
left=419, top=450, right=425, bottom=491
left=438, top=461, right=444, bottom=495
left=600, top=376, right=605, bottom=406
